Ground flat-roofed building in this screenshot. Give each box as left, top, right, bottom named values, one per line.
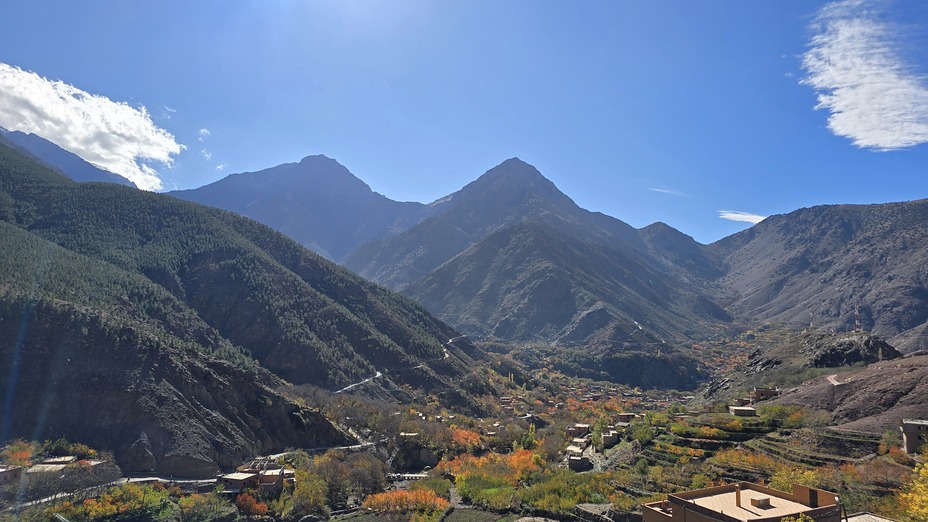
left=729, top=406, right=757, bottom=417
left=752, top=387, right=780, bottom=402
left=0, top=465, right=22, bottom=485
left=566, top=423, right=591, bottom=438
left=900, top=419, right=928, bottom=454
left=217, top=472, right=259, bottom=492
left=643, top=482, right=840, bottom=522
left=616, top=413, right=638, bottom=423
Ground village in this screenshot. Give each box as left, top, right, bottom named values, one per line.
left=2, top=369, right=924, bottom=522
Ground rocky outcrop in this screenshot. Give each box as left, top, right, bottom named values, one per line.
left=771, top=354, right=928, bottom=434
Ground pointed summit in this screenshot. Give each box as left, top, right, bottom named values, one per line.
left=449, top=157, right=578, bottom=215
left=170, top=155, right=427, bottom=260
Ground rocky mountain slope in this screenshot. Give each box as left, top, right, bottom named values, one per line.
left=770, top=353, right=928, bottom=434
left=710, top=200, right=928, bottom=352
left=170, top=155, right=431, bottom=260
left=348, top=159, right=728, bottom=349
left=407, top=218, right=727, bottom=348
left=162, top=152, right=928, bottom=390
left=0, top=127, right=135, bottom=186
left=703, top=329, right=903, bottom=398
left=0, top=141, right=478, bottom=474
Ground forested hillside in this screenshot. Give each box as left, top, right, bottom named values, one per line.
left=0, top=141, right=479, bottom=474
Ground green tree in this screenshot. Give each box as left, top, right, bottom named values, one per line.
left=769, top=468, right=821, bottom=492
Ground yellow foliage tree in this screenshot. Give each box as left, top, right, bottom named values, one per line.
left=898, top=460, right=928, bottom=521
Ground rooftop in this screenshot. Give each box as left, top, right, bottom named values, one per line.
left=684, top=488, right=811, bottom=521
left=222, top=472, right=258, bottom=481
left=648, top=483, right=838, bottom=522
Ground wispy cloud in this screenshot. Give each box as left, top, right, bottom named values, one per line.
left=802, top=0, right=928, bottom=150
left=0, top=63, right=182, bottom=190
left=649, top=187, right=692, bottom=197
left=198, top=128, right=210, bottom=141
left=159, top=105, right=177, bottom=120
left=719, top=210, right=767, bottom=224
left=200, top=149, right=212, bottom=161
left=216, top=163, right=226, bottom=171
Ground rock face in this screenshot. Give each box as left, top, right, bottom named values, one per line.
left=753, top=330, right=902, bottom=371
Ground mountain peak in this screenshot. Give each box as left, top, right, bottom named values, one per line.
left=299, top=153, right=340, bottom=167
left=483, top=157, right=545, bottom=180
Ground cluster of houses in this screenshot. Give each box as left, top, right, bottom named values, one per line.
left=728, top=386, right=781, bottom=417
left=216, top=458, right=296, bottom=494
left=564, top=413, right=642, bottom=471
left=0, top=455, right=106, bottom=487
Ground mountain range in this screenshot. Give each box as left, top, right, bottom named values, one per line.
left=172, top=155, right=928, bottom=356
left=0, top=140, right=479, bottom=475
left=7, top=131, right=928, bottom=464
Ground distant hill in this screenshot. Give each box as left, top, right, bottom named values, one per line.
left=0, top=141, right=479, bottom=474
left=0, top=127, right=135, bottom=186
left=710, top=200, right=928, bottom=352
left=170, top=155, right=430, bottom=260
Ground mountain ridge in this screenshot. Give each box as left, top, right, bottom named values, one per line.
left=0, top=140, right=480, bottom=475
left=170, top=152, right=928, bottom=365
left=0, top=127, right=135, bottom=186
left=171, top=155, right=431, bottom=261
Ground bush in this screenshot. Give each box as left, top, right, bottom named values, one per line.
left=236, top=491, right=268, bottom=517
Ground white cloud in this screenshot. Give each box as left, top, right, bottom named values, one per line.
left=649, top=187, right=691, bottom=197
left=200, top=149, right=212, bottom=161
left=0, top=63, right=182, bottom=190
left=216, top=164, right=226, bottom=171
left=718, top=210, right=767, bottom=224
left=802, top=0, right=928, bottom=150
left=198, top=128, right=210, bottom=141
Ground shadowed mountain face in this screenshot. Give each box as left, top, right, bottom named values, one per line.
left=709, top=200, right=928, bottom=352
left=345, top=158, right=646, bottom=289
left=163, top=152, right=928, bottom=386
left=347, top=159, right=728, bottom=349
left=407, top=219, right=728, bottom=348
left=0, top=127, right=135, bottom=186
left=170, top=155, right=430, bottom=261
left=0, top=141, right=478, bottom=474
left=171, top=157, right=724, bottom=384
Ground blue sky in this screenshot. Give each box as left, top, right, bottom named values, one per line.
left=1, top=1, right=927, bottom=243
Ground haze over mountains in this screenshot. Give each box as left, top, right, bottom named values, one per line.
left=172, top=155, right=928, bottom=354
